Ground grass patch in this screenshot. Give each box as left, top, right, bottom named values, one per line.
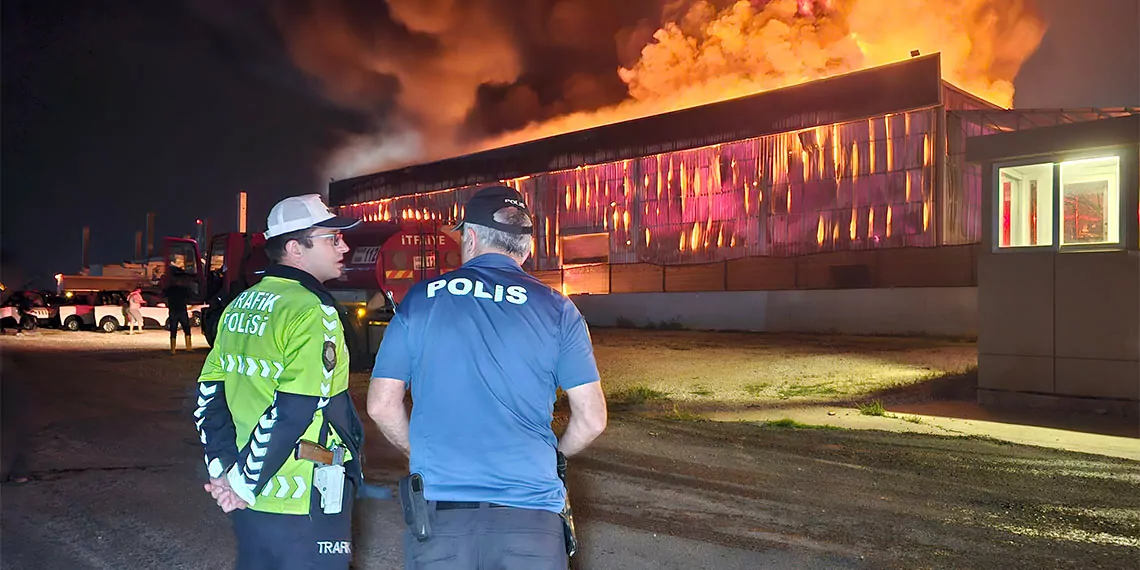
left=644, top=318, right=687, bottom=331
left=901, top=414, right=924, bottom=424
left=743, top=382, right=770, bottom=397
left=612, top=317, right=688, bottom=331
left=608, top=385, right=670, bottom=405
left=763, top=418, right=842, bottom=430
left=963, top=434, right=1014, bottom=446
left=690, top=385, right=713, bottom=397
left=777, top=382, right=841, bottom=399
left=664, top=405, right=709, bottom=422
left=857, top=400, right=887, bottom=416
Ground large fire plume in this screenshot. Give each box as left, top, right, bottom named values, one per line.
left=281, top=0, right=1045, bottom=179
left=485, top=0, right=1045, bottom=150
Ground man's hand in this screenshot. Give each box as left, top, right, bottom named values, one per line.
left=204, top=477, right=249, bottom=513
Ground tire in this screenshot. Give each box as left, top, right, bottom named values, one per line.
left=19, top=316, right=36, bottom=331
left=191, top=312, right=202, bottom=328
left=99, top=316, right=119, bottom=333
left=64, top=316, right=81, bottom=331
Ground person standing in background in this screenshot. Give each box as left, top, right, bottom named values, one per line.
left=126, top=288, right=145, bottom=335
left=164, top=271, right=192, bottom=354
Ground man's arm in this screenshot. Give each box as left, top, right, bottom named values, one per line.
left=367, top=378, right=410, bottom=456
left=368, top=310, right=414, bottom=457
left=555, top=302, right=607, bottom=457
left=195, top=351, right=239, bottom=479
left=197, top=347, right=249, bottom=512
left=225, top=393, right=321, bottom=505
left=558, top=382, right=607, bottom=457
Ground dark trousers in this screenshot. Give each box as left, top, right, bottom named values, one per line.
left=404, top=503, right=567, bottom=570
left=168, top=311, right=191, bottom=337
left=230, top=492, right=355, bottom=570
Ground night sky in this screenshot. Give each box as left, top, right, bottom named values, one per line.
left=2, top=0, right=1137, bottom=289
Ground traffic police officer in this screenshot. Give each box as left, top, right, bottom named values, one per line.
left=368, top=185, right=609, bottom=569
left=195, top=194, right=366, bottom=570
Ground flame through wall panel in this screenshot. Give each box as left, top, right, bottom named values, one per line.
left=341, top=107, right=945, bottom=269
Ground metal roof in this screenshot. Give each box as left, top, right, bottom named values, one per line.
left=331, top=54, right=955, bottom=206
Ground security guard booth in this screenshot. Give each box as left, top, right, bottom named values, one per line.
left=967, top=114, right=1139, bottom=416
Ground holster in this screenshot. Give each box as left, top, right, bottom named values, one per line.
left=313, top=464, right=346, bottom=515
left=560, top=503, right=578, bottom=558
left=398, top=473, right=432, bottom=541
left=557, top=451, right=578, bottom=558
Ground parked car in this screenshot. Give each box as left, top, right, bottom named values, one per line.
left=0, top=290, right=62, bottom=330
left=57, top=291, right=115, bottom=331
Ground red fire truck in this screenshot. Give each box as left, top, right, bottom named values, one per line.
left=168, top=220, right=461, bottom=364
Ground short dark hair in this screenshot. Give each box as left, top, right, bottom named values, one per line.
left=265, top=228, right=314, bottom=263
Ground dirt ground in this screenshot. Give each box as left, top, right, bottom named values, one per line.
left=2, top=329, right=1138, bottom=569
left=588, top=328, right=978, bottom=405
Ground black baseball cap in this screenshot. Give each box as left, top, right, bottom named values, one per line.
left=452, top=185, right=533, bottom=235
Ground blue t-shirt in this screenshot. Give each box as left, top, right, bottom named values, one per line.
left=371, top=253, right=600, bottom=513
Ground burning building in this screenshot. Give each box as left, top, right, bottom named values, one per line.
left=330, top=54, right=1135, bottom=335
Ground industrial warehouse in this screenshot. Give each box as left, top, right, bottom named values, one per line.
left=332, top=54, right=1131, bottom=353
left=330, top=55, right=1135, bottom=343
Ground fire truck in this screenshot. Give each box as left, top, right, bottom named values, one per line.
left=177, top=220, right=461, bottom=367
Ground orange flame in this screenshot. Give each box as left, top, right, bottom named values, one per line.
left=868, top=118, right=876, bottom=174
left=477, top=0, right=1042, bottom=154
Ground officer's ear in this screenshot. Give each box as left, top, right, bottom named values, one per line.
left=284, top=237, right=307, bottom=259
left=461, top=226, right=480, bottom=256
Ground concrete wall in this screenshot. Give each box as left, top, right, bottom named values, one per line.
left=554, top=246, right=978, bottom=296
left=571, top=287, right=978, bottom=337
left=977, top=251, right=1140, bottom=414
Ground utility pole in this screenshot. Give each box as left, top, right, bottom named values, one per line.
left=237, top=191, right=248, bottom=234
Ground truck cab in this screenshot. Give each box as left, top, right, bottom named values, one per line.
left=195, top=220, right=461, bottom=364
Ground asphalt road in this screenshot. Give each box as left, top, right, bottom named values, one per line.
left=2, top=331, right=1137, bottom=569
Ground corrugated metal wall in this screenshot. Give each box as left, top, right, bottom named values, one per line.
left=342, top=106, right=947, bottom=275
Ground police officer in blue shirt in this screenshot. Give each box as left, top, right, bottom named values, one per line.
left=368, top=185, right=608, bottom=569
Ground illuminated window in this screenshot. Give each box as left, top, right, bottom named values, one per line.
left=997, top=163, right=1053, bottom=248
left=1060, top=156, right=1120, bottom=246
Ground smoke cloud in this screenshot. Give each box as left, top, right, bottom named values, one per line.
left=270, top=0, right=1044, bottom=181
